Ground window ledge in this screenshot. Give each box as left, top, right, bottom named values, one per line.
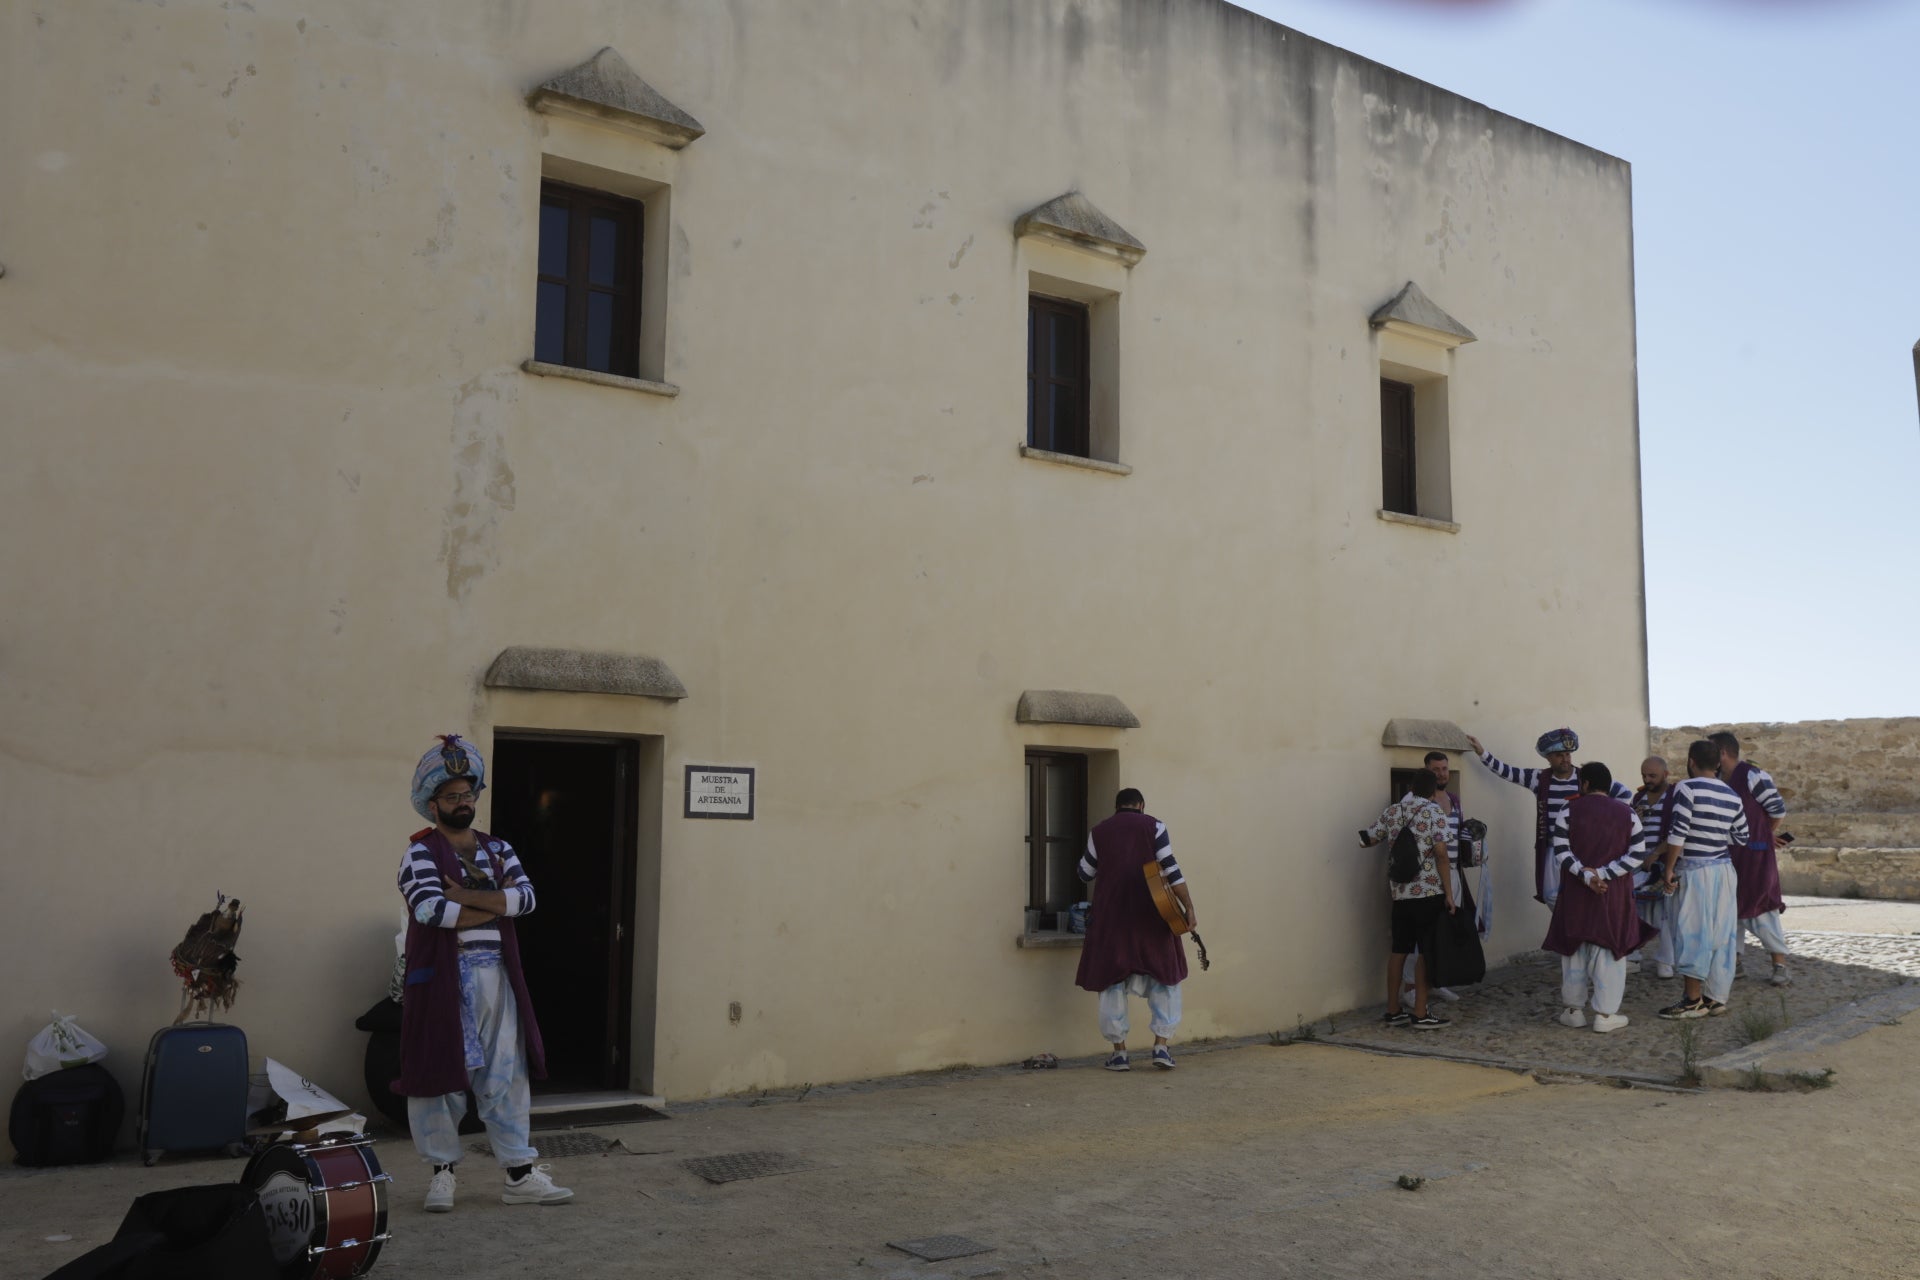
left=522, top=359, right=680, bottom=398
left=1376, top=509, right=1459, bottom=535
left=1019, top=445, right=1131, bottom=476
left=1016, top=931, right=1086, bottom=950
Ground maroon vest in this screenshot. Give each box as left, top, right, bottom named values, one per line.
left=394, top=827, right=547, bottom=1097
left=1074, top=810, right=1187, bottom=992
left=1727, top=762, right=1785, bottom=919
left=1542, top=794, right=1655, bottom=960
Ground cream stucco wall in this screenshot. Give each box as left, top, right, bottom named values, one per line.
left=0, top=0, right=1646, bottom=1134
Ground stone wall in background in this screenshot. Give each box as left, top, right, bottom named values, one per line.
left=1651, top=718, right=1920, bottom=832
left=1650, top=718, right=1920, bottom=899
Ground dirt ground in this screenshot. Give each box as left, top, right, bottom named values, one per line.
left=9, top=897, right=1920, bottom=1279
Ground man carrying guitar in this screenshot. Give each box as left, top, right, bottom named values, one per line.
left=1073, top=788, right=1196, bottom=1071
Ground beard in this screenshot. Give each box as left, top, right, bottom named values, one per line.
left=442, top=806, right=476, bottom=831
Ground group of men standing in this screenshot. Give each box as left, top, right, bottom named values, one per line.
left=387, top=721, right=1794, bottom=1193
left=1356, top=726, right=1793, bottom=1034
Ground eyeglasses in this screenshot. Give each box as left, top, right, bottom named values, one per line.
left=435, top=790, right=479, bottom=805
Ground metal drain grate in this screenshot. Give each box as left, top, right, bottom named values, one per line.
left=469, top=1130, right=610, bottom=1159
left=887, top=1235, right=994, bottom=1262
left=681, top=1150, right=814, bottom=1184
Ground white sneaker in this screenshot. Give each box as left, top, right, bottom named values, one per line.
left=423, top=1166, right=456, bottom=1213
left=1591, top=1013, right=1630, bottom=1034
left=1432, top=987, right=1461, bottom=1003
left=1656, top=963, right=1676, bottom=979
left=1555, top=1007, right=1588, bottom=1029
left=502, top=1163, right=573, bottom=1205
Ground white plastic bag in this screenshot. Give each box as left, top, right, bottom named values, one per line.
left=24, top=1012, right=108, bottom=1080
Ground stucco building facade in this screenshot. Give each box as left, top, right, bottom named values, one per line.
left=1, top=0, right=1647, bottom=1123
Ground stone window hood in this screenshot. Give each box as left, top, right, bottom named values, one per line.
left=1014, top=192, right=1146, bottom=267
left=1017, top=690, right=1140, bottom=729
left=485, top=646, right=688, bottom=700
left=1381, top=718, right=1473, bottom=752
left=528, top=47, right=705, bottom=149
left=1369, top=281, right=1476, bottom=350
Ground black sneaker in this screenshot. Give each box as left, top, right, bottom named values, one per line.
left=1382, top=1010, right=1412, bottom=1027
left=1409, top=1013, right=1450, bottom=1029
left=1659, top=997, right=1710, bottom=1020
left=1704, top=999, right=1729, bottom=1017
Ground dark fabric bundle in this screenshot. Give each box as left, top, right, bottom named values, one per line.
left=43, top=1184, right=277, bottom=1280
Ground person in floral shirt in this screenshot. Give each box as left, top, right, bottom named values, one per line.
left=1359, top=769, right=1457, bottom=1028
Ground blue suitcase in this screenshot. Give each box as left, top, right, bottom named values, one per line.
left=138, top=1022, right=249, bottom=1166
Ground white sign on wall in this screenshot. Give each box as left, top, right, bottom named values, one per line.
left=684, top=765, right=755, bottom=820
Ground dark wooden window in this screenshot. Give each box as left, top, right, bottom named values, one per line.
left=1381, top=378, right=1417, bottom=515
left=536, top=181, right=643, bottom=377
left=1025, top=751, right=1088, bottom=921
left=1028, top=295, right=1090, bottom=457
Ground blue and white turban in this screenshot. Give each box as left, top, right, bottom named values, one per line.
left=1535, top=727, right=1579, bottom=757
left=411, top=734, right=485, bottom=819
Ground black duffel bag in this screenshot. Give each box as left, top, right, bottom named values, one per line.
left=11, top=1064, right=123, bottom=1167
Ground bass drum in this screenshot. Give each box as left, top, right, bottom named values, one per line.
left=241, top=1135, right=391, bottom=1279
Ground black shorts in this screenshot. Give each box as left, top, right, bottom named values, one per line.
left=1390, top=894, right=1445, bottom=954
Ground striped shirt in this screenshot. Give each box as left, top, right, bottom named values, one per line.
left=1662, top=777, right=1751, bottom=860
left=1078, top=819, right=1183, bottom=886
left=398, top=833, right=537, bottom=945
left=1631, top=785, right=1676, bottom=840
left=1550, top=803, right=1647, bottom=881
left=1735, top=765, right=1788, bottom=820
left=1477, top=751, right=1634, bottom=827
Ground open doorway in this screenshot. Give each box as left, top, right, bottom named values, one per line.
left=490, top=734, right=639, bottom=1095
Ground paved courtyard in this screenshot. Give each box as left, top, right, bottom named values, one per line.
left=8, top=897, right=1918, bottom=1280
left=1322, top=896, right=1920, bottom=1084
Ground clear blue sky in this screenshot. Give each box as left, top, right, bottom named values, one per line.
left=1240, top=0, right=1920, bottom=727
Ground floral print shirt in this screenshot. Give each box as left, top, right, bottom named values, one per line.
left=1364, top=797, right=1450, bottom=901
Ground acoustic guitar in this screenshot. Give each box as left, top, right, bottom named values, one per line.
left=1143, top=860, right=1209, bottom=971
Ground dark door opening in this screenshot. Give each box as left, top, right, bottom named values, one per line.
left=490, top=735, right=638, bottom=1094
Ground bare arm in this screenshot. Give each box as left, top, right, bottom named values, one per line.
left=1173, top=882, right=1197, bottom=930
left=453, top=906, right=499, bottom=929
left=1433, top=839, right=1455, bottom=911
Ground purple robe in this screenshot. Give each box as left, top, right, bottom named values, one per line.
left=1542, top=794, right=1655, bottom=961
left=394, top=826, right=547, bottom=1097
left=1074, top=810, right=1188, bottom=992
left=1727, top=761, right=1786, bottom=920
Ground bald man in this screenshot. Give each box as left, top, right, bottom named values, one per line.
left=1630, top=757, right=1680, bottom=979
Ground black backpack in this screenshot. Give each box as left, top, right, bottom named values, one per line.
left=1387, top=824, right=1422, bottom=884
left=10, top=1063, right=124, bottom=1166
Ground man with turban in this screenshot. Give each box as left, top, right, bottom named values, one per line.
left=1465, top=728, right=1632, bottom=907
left=395, top=734, right=572, bottom=1211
